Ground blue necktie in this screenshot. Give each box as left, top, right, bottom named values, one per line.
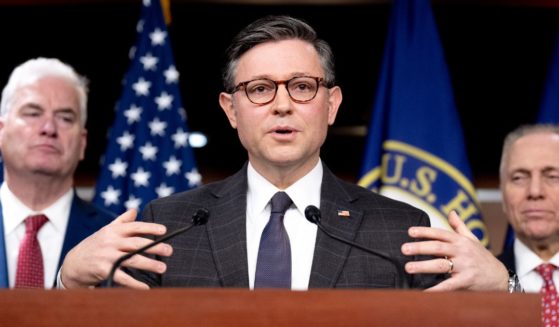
left=254, top=192, right=293, bottom=288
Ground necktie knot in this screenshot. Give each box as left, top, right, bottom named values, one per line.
left=270, top=192, right=292, bottom=215
left=25, top=214, right=48, bottom=234
left=537, top=263, right=557, bottom=282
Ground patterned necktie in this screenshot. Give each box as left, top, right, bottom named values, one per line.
left=536, top=263, right=559, bottom=327
left=15, top=215, right=49, bottom=288
left=254, top=192, right=293, bottom=289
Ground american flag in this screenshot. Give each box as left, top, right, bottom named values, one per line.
left=93, top=0, right=201, bottom=214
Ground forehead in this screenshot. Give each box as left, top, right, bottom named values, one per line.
left=234, top=39, right=323, bottom=81
left=506, top=132, right=559, bottom=171
left=10, top=76, right=80, bottom=114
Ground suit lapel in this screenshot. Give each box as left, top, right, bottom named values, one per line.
left=309, top=165, right=364, bottom=288
left=205, top=166, right=250, bottom=287
left=0, top=202, right=8, bottom=288
left=497, top=247, right=516, bottom=272
left=58, top=193, right=94, bottom=269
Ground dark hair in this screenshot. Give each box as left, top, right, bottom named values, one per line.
left=222, top=15, right=335, bottom=92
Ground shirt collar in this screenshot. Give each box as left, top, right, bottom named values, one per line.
left=514, top=238, right=559, bottom=277
left=1, top=182, right=74, bottom=234
left=247, top=160, right=322, bottom=219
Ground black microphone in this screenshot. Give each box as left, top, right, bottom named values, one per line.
left=304, top=205, right=409, bottom=289
left=106, top=208, right=209, bottom=287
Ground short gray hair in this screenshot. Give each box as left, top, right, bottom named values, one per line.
left=0, top=57, right=88, bottom=126
left=499, top=124, right=559, bottom=180
left=222, top=15, right=336, bottom=92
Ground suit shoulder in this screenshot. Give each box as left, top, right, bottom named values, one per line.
left=337, top=178, right=425, bottom=212
left=74, top=196, right=116, bottom=222
left=150, top=178, right=228, bottom=204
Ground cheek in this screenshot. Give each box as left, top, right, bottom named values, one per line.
left=304, top=108, right=328, bottom=133
left=237, top=109, right=265, bottom=131
left=64, top=134, right=85, bottom=156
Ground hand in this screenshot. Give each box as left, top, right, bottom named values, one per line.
left=401, top=210, right=509, bottom=291
left=60, top=209, right=173, bottom=289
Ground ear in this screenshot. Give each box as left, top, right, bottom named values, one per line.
left=326, top=86, right=343, bottom=125
left=219, top=92, right=238, bottom=129
left=0, top=117, right=5, bottom=149
left=79, top=128, right=87, bottom=161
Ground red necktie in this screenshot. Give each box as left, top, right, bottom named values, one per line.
left=536, top=263, right=559, bottom=327
left=15, top=215, right=49, bottom=288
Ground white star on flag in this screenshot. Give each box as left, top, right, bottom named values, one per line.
left=185, top=168, right=202, bottom=187
left=139, top=142, right=158, bottom=160
left=149, top=117, right=167, bottom=136
left=164, top=66, right=179, bottom=84
left=117, top=132, right=135, bottom=151
left=140, top=53, right=159, bottom=71
left=124, top=105, right=142, bottom=124
left=163, top=156, right=182, bottom=176
left=150, top=28, right=167, bottom=46
left=132, top=77, right=151, bottom=96
left=100, top=186, right=121, bottom=206
left=156, top=183, right=174, bottom=198
left=125, top=195, right=142, bottom=210
left=131, top=167, right=151, bottom=187
left=172, top=128, right=189, bottom=148
left=109, top=158, right=128, bottom=178
left=155, top=91, right=173, bottom=110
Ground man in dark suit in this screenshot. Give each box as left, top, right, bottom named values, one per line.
left=60, top=15, right=509, bottom=291
left=0, top=57, right=115, bottom=288
left=498, top=124, right=559, bottom=293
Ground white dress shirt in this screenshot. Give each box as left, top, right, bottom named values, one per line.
left=246, top=160, right=321, bottom=290
left=514, top=238, right=559, bottom=293
left=1, top=183, right=72, bottom=288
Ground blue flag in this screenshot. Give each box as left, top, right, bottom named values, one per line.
left=538, top=30, right=559, bottom=124
left=503, top=28, right=559, bottom=251
left=93, top=0, right=201, bottom=214
left=358, top=0, right=488, bottom=246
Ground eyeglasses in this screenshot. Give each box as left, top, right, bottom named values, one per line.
left=230, top=76, right=328, bottom=105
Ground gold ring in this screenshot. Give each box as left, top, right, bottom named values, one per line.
left=445, top=256, right=454, bottom=274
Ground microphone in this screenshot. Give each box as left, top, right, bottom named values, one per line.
left=304, top=205, right=409, bottom=289
left=106, top=208, right=209, bottom=287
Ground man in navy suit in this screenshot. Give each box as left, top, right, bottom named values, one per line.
left=498, top=124, right=559, bottom=292
left=0, top=57, right=115, bottom=288
left=60, top=15, right=510, bottom=292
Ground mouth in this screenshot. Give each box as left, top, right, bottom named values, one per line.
left=522, top=209, right=553, bottom=218
left=270, top=126, right=297, bottom=135
left=275, top=128, right=294, bottom=135
left=33, top=144, right=60, bottom=153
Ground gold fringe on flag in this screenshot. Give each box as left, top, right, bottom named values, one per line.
left=161, top=0, right=171, bottom=25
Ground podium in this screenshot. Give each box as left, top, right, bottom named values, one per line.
left=0, top=289, right=539, bottom=326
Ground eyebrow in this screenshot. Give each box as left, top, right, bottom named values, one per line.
left=542, top=167, right=559, bottom=174
left=510, top=167, right=559, bottom=175
left=21, top=103, right=78, bottom=115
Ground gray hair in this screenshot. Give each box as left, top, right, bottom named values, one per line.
left=222, top=15, right=336, bottom=92
left=499, top=124, right=559, bottom=180
left=0, top=57, right=88, bottom=126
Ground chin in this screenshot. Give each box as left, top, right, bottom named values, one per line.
left=30, top=166, right=64, bottom=176
left=524, top=226, right=559, bottom=241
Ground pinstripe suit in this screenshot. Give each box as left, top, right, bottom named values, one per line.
left=132, top=162, right=443, bottom=289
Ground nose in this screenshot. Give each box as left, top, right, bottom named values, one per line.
left=527, top=175, right=545, bottom=200
left=40, top=115, right=58, bottom=137
left=271, top=84, right=292, bottom=116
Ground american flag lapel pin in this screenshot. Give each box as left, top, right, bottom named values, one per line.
left=337, top=210, right=350, bottom=217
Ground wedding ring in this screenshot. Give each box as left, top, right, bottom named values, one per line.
left=445, top=256, right=454, bottom=274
